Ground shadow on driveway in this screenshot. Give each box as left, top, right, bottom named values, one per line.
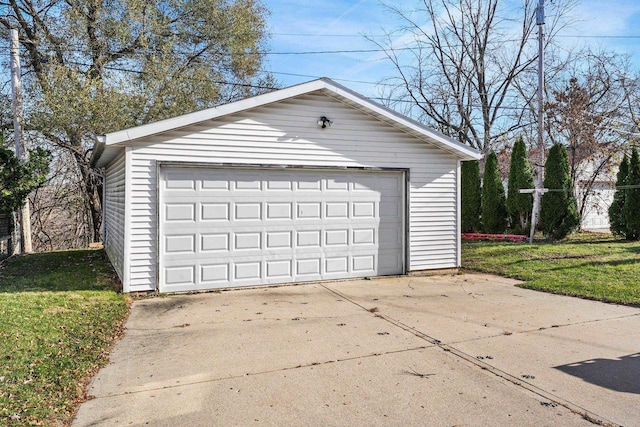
left=554, top=353, right=640, bottom=394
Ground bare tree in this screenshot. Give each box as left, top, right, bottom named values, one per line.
left=545, top=50, right=635, bottom=221
left=29, top=148, right=92, bottom=251
left=371, top=0, right=576, bottom=153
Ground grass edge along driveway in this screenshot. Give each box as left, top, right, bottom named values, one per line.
left=0, top=249, right=130, bottom=426
left=462, top=233, right=640, bottom=306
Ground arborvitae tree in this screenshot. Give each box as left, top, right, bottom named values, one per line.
left=624, top=145, right=640, bottom=240
left=540, top=143, right=580, bottom=240
left=481, top=152, right=507, bottom=233
left=462, top=160, right=482, bottom=232
left=506, top=137, right=534, bottom=232
left=608, top=154, right=629, bottom=237
left=0, top=146, right=50, bottom=214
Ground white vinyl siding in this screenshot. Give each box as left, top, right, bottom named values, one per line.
left=103, top=152, right=126, bottom=281
left=126, top=93, right=460, bottom=291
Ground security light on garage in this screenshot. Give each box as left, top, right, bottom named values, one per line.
left=317, top=116, right=332, bottom=128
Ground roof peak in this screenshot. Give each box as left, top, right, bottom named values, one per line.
left=92, top=78, right=481, bottom=167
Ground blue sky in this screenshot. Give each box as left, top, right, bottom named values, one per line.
left=264, top=0, right=640, bottom=98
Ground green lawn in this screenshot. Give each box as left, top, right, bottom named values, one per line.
left=462, top=233, right=640, bottom=306
left=0, top=249, right=130, bottom=426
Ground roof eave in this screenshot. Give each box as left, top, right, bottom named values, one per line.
left=101, top=79, right=329, bottom=146
left=318, top=80, right=481, bottom=160
left=94, top=78, right=481, bottom=163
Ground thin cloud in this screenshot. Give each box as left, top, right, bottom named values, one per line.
left=323, top=0, right=369, bottom=33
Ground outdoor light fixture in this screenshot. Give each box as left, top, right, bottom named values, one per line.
left=317, top=116, right=332, bottom=128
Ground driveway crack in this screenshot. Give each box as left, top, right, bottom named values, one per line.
left=320, top=284, right=618, bottom=427
left=91, top=346, right=430, bottom=399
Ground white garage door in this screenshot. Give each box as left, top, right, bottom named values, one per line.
left=159, top=167, right=405, bottom=292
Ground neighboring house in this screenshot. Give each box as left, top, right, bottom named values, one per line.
left=575, top=157, right=617, bottom=232
left=578, top=179, right=615, bottom=232
left=91, top=78, right=481, bottom=293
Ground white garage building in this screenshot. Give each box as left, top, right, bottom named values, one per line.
left=92, top=78, right=481, bottom=293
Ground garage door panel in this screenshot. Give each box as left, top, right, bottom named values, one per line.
left=353, top=201, right=375, bottom=218
left=352, top=228, right=375, bottom=245
left=297, top=202, right=322, bottom=219
left=201, top=233, right=230, bottom=252
left=160, top=167, right=404, bottom=291
left=165, top=234, right=195, bottom=254
left=266, top=259, right=293, bottom=278
left=296, top=230, right=321, bottom=247
left=266, top=202, right=293, bottom=220
left=325, top=256, right=349, bottom=274
left=164, top=265, right=195, bottom=285
left=165, top=203, right=196, bottom=222
left=296, top=176, right=322, bottom=190
left=296, top=258, right=321, bottom=276
left=380, top=201, right=402, bottom=218
left=231, top=171, right=263, bottom=188
left=325, top=177, right=349, bottom=191
left=379, top=224, right=403, bottom=246
left=265, top=231, right=293, bottom=249
left=201, top=263, right=229, bottom=283
left=325, top=202, right=349, bottom=218
left=352, top=255, right=375, bottom=272
left=379, top=250, right=403, bottom=273
left=164, top=170, right=196, bottom=190
left=201, top=203, right=230, bottom=221
left=201, top=177, right=229, bottom=190
left=234, top=232, right=262, bottom=250
left=266, top=178, right=293, bottom=190
left=325, top=229, right=349, bottom=246
left=234, top=261, right=262, bottom=280
left=234, top=203, right=262, bottom=220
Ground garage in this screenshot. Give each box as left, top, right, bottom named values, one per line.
left=159, top=166, right=405, bottom=292
left=92, top=78, right=481, bottom=293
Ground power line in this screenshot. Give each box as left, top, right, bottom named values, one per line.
left=4, top=58, right=638, bottom=120
left=0, top=42, right=416, bottom=56
left=271, top=32, right=384, bottom=38
left=267, top=71, right=378, bottom=86
left=1, top=32, right=639, bottom=58
left=66, top=60, right=277, bottom=91
left=556, top=35, right=640, bottom=39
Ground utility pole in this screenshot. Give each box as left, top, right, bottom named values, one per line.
left=529, top=0, right=545, bottom=244
left=10, top=28, right=33, bottom=254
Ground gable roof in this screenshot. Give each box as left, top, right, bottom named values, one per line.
left=92, top=78, right=481, bottom=168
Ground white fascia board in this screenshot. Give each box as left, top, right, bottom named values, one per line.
left=321, top=80, right=482, bottom=161
left=98, top=77, right=481, bottom=161
left=101, top=80, right=329, bottom=145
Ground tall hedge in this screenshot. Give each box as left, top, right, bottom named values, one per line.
left=462, top=160, right=482, bottom=232
left=540, top=143, right=579, bottom=240
left=506, top=137, right=534, bottom=232
left=608, top=154, right=629, bottom=237
left=481, top=152, right=507, bottom=233
left=624, top=145, right=640, bottom=240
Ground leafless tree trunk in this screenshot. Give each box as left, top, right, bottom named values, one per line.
left=30, top=148, right=92, bottom=251
left=370, top=0, right=576, bottom=154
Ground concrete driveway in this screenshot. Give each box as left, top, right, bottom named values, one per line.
left=73, top=273, right=640, bottom=426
